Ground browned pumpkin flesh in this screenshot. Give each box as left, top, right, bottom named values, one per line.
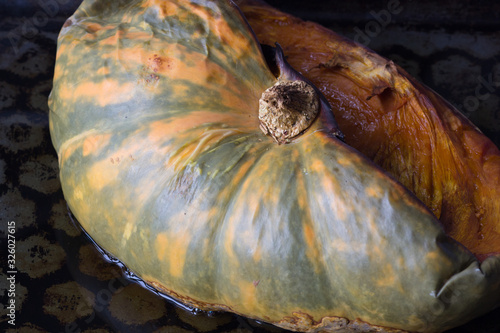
left=238, top=0, right=500, bottom=261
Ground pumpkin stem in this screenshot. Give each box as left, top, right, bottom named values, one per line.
left=259, top=80, right=319, bottom=144
left=259, top=43, right=344, bottom=143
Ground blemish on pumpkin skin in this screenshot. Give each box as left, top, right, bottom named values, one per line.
left=147, top=54, right=170, bottom=73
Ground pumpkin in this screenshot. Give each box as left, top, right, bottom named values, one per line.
left=48, top=0, right=500, bottom=332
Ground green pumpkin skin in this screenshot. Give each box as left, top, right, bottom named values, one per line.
left=49, top=0, right=500, bottom=332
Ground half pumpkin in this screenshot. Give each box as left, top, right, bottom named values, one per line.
left=49, top=0, right=500, bottom=332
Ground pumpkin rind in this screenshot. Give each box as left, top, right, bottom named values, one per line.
left=49, top=0, right=500, bottom=332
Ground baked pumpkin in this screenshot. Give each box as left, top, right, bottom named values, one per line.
left=49, top=0, right=500, bottom=332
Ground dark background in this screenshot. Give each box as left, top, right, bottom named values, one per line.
left=1, top=0, right=499, bottom=332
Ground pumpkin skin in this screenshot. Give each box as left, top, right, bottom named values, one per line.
left=48, top=1, right=500, bottom=333
left=238, top=0, right=500, bottom=261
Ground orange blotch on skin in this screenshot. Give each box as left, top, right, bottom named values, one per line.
left=65, top=180, right=92, bottom=231
left=82, top=134, right=112, bottom=156
left=336, top=156, right=353, bottom=167
left=223, top=220, right=238, bottom=264
left=303, top=223, right=315, bottom=249
left=147, top=113, right=245, bottom=145
left=303, top=222, right=323, bottom=274
left=310, top=158, right=349, bottom=221
left=229, top=155, right=257, bottom=187
left=54, top=42, right=68, bottom=61
left=367, top=215, right=378, bottom=234
left=84, top=22, right=113, bottom=34
left=295, top=169, right=309, bottom=211
left=146, top=0, right=179, bottom=17
left=169, top=239, right=189, bottom=278
left=365, top=184, right=383, bottom=199
left=96, top=66, right=111, bottom=76
left=425, top=250, right=439, bottom=261
left=157, top=43, right=266, bottom=112
left=238, top=280, right=258, bottom=313
left=155, top=233, right=169, bottom=264
left=199, top=7, right=259, bottom=64
left=253, top=246, right=262, bottom=262
left=155, top=232, right=189, bottom=278
left=135, top=177, right=160, bottom=207
left=104, top=210, right=117, bottom=231
left=59, top=141, right=80, bottom=167
left=172, top=84, right=189, bottom=97
left=375, top=264, right=396, bottom=287
left=148, top=0, right=262, bottom=66
left=86, top=158, right=121, bottom=191
left=424, top=250, right=450, bottom=273
left=71, top=80, right=135, bottom=107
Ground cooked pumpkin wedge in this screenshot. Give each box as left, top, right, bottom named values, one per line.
left=49, top=0, right=500, bottom=332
